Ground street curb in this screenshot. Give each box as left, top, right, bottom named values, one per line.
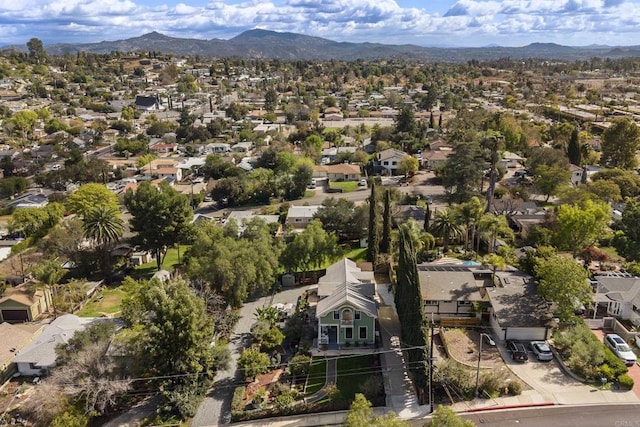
left=464, top=402, right=556, bottom=413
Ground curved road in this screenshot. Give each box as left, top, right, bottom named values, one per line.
left=442, top=404, right=640, bottom=427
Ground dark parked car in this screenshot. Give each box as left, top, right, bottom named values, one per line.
left=508, top=341, right=529, bottom=362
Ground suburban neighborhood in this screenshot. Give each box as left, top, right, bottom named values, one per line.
left=2, top=35, right=640, bottom=427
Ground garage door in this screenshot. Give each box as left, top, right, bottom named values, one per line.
left=1, top=309, right=29, bottom=323
left=505, top=327, right=548, bottom=342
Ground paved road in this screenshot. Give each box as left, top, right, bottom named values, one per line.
left=449, top=404, right=640, bottom=427
left=293, top=171, right=447, bottom=208
left=191, top=286, right=307, bottom=426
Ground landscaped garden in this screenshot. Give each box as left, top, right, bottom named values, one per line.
left=553, top=322, right=634, bottom=389
left=328, top=181, right=359, bottom=193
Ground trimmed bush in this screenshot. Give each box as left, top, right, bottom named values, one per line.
left=618, top=374, right=635, bottom=390
left=506, top=381, right=522, bottom=396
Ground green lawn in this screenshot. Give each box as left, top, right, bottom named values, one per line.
left=132, top=245, right=190, bottom=278
left=342, top=247, right=367, bottom=262
left=329, top=181, right=359, bottom=193
left=336, top=355, right=380, bottom=402
left=76, top=286, right=127, bottom=317
left=305, top=358, right=327, bottom=396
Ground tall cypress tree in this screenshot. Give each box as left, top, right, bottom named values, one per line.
left=395, top=226, right=428, bottom=395
left=438, top=113, right=443, bottom=129
left=367, top=182, right=379, bottom=263
left=424, top=203, right=431, bottom=233
left=380, top=190, right=392, bottom=253
left=429, top=111, right=435, bottom=129
left=568, top=127, right=582, bottom=166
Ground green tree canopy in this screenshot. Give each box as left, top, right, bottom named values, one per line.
left=613, top=198, right=640, bottom=262
left=185, top=219, right=281, bottom=308
left=65, top=183, right=119, bottom=217
left=237, top=346, right=270, bottom=380
left=601, top=117, right=640, bottom=169
left=554, top=200, right=610, bottom=256
left=124, top=181, right=193, bottom=270
left=280, top=219, right=338, bottom=276
left=535, top=255, right=591, bottom=322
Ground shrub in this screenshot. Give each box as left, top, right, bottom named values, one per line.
left=478, top=372, right=502, bottom=398
left=359, top=376, right=384, bottom=400
left=597, top=364, right=616, bottom=382
left=506, top=381, right=522, bottom=396
left=618, top=374, right=635, bottom=390
left=289, top=354, right=312, bottom=378
left=231, top=386, right=246, bottom=415
left=601, top=347, right=628, bottom=378
left=436, top=360, right=473, bottom=398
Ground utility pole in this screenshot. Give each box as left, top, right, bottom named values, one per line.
left=429, top=319, right=435, bottom=413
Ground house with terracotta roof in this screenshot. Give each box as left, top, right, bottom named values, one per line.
left=315, top=164, right=361, bottom=181
left=0, top=283, right=53, bottom=323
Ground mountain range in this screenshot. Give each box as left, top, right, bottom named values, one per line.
left=11, top=30, right=640, bottom=61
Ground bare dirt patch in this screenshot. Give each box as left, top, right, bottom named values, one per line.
left=442, top=329, right=502, bottom=367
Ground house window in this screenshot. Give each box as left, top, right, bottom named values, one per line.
left=295, top=218, right=302, bottom=222
left=424, top=300, right=438, bottom=306
left=457, top=301, right=472, bottom=306
left=383, top=161, right=389, bottom=166
left=333, top=311, right=339, bottom=320
left=345, top=327, right=353, bottom=339
left=29, top=363, right=38, bottom=370
left=342, top=308, right=353, bottom=322
left=392, top=161, right=397, bottom=166
left=359, top=326, right=367, bottom=339
left=355, top=311, right=361, bottom=320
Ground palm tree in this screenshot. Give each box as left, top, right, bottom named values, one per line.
left=83, top=205, right=124, bottom=279
left=432, top=208, right=463, bottom=253
left=478, top=213, right=513, bottom=253
left=456, top=196, right=485, bottom=255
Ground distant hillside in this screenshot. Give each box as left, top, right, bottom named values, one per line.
left=33, top=30, right=640, bottom=61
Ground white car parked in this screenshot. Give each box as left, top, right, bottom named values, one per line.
left=530, top=341, right=553, bottom=361
left=604, top=333, right=637, bottom=366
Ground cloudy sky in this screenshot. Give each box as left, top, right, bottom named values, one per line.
left=1, top=0, right=640, bottom=47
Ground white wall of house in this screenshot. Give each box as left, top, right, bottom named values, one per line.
left=504, top=327, right=548, bottom=342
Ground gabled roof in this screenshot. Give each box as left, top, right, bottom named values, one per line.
left=377, top=148, right=407, bottom=161
left=318, top=258, right=374, bottom=297
left=13, top=314, right=107, bottom=369
left=593, top=275, right=640, bottom=304
left=487, top=270, right=551, bottom=328
left=316, top=283, right=377, bottom=319
left=0, top=284, right=46, bottom=308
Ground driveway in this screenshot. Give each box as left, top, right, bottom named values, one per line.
left=500, top=339, right=640, bottom=405
left=591, top=328, right=640, bottom=399
left=191, top=286, right=308, bottom=427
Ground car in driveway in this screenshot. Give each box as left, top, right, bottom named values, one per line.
left=530, top=341, right=553, bottom=361
left=507, top=341, right=529, bottom=362
left=604, top=334, right=637, bottom=366
left=358, top=178, right=367, bottom=187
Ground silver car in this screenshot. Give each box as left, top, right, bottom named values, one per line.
left=530, top=341, right=553, bottom=361
left=604, top=334, right=637, bottom=366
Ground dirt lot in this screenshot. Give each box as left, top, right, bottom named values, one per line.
left=439, top=328, right=530, bottom=390
left=442, top=329, right=503, bottom=367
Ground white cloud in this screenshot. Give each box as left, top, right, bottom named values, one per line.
left=0, top=0, right=639, bottom=47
